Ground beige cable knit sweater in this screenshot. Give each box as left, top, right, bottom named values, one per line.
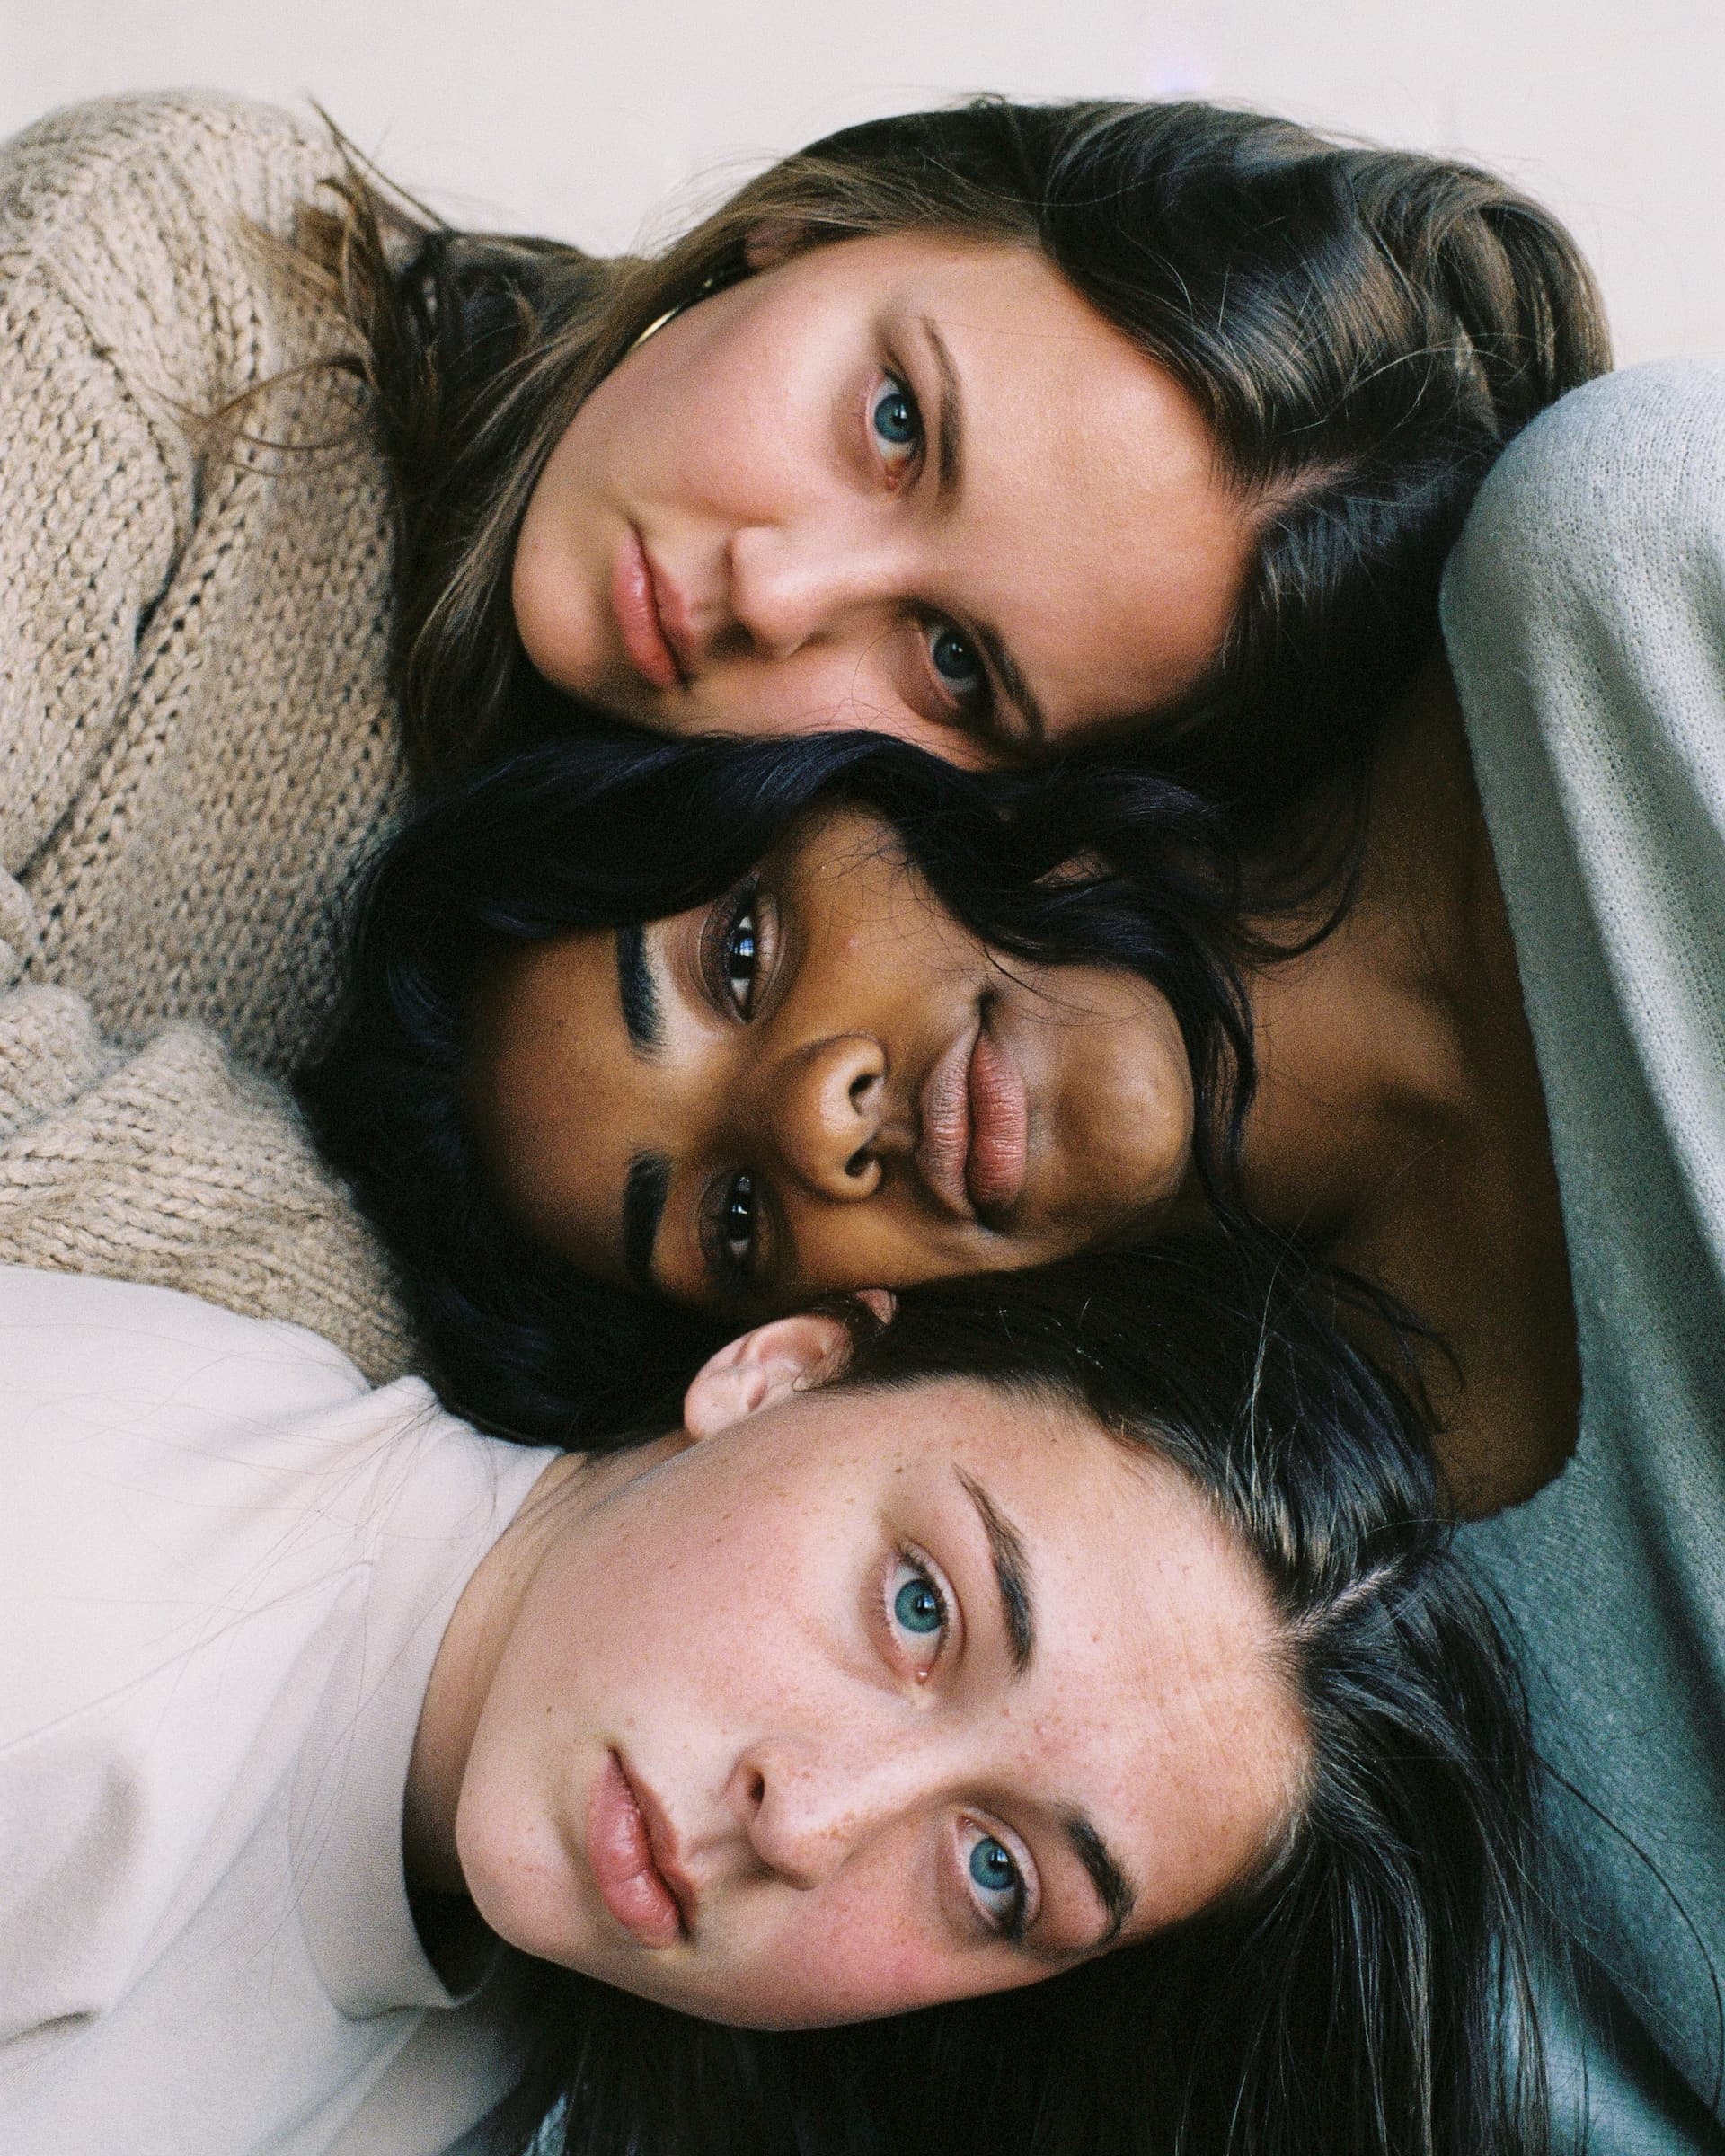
left=1, top=92, right=414, bottom=1371
left=2, top=90, right=404, bottom=1071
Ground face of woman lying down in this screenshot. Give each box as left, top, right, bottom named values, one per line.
left=465, top=807, right=1199, bottom=1308
left=511, top=232, right=1252, bottom=767
left=445, top=1323, right=1305, bottom=2028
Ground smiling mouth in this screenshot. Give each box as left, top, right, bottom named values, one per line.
left=611, top=528, right=686, bottom=692
left=587, top=1750, right=694, bottom=1948
left=916, top=1004, right=1031, bottom=1221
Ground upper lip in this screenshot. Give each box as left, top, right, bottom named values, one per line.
left=916, top=1014, right=983, bottom=1222
left=622, top=1754, right=700, bottom=1937
left=641, top=545, right=700, bottom=678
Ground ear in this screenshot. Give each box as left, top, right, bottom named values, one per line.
left=742, top=215, right=809, bottom=273
left=682, top=1312, right=855, bottom=1439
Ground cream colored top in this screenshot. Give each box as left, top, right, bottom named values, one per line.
left=0, top=1264, right=557, bottom=2156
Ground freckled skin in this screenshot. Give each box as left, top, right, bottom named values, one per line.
left=466, top=805, right=1200, bottom=1307
left=511, top=233, right=1252, bottom=764
left=416, top=1356, right=1307, bottom=2030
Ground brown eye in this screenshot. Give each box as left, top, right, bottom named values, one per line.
left=723, top=907, right=758, bottom=1014
left=721, top=1171, right=756, bottom=1266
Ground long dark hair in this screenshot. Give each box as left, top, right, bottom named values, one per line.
left=484, top=1239, right=1552, bottom=2156
left=296, top=96, right=1606, bottom=817
left=302, top=725, right=1256, bottom=1444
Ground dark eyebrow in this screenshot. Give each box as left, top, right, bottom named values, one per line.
left=920, top=318, right=1048, bottom=753
left=615, top=923, right=662, bottom=1054
left=622, top=1152, right=670, bottom=1293
left=957, top=1469, right=1034, bottom=1674
left=922, top=315, right=965, bottom=492
left=1061, top=1808, right=1137, bottom=1950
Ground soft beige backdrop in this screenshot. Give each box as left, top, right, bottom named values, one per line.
left=3, top=0, right=1720, bottom=364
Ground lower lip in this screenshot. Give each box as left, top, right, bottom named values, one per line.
left=967, top=1025, right=1029, bottom=1212
left=586, top=1751, right=684, bottom=1948
left=610, top=529, right=682, bottom=692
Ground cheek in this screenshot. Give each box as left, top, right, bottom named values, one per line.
left=703, top=1860, right=1007, bottom=2030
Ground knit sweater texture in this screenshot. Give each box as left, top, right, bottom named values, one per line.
left=1, top=89, right=403, bottom=1072
left=1, top=92, right=411, bottom=1367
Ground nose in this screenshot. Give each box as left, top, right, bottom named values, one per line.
left=726, top=519, right=902, bottom=663
left=727, top=1727, right=950, bottom=1891
left=765, top=1035, right=889, bottom=1198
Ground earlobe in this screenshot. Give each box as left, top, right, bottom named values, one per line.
left=682, top=1312, right=855, bottom=1439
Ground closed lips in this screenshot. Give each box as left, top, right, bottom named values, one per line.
left=611, top=528, right=684, bottom=690
left=916, top=1009, right=1031, bottom=1220
left=587, top=1749, right=689, bottom=1948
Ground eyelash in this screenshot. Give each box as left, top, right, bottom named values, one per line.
left=868, top=369, right=998, bottom=736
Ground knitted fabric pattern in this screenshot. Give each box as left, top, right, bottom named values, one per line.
left=1, top=90, right=405, bottom=1074
left=0, top=974, right=413, bottom=1383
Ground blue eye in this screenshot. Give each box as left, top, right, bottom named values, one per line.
left=871, top=376, right=921, bottom=459
left=927, top=623, right=983, bottom=704
left=894, top=1571, right=945, bottom=1635
left=969, top=1836, right=1017, bottom=1895
left=964, top=1827, right=1029, bottom=1937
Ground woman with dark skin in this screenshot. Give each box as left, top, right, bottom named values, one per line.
left=317, top=663, right=1569, bottom=1515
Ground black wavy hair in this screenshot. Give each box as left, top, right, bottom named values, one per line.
left=302, top=725, right=1256, bottom=1445
left=482, top=1239, right=1552, bottom=2156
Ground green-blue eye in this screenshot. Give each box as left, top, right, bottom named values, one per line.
left=871, top=376, right=920, bottom=452
left=894, top=1571, right=944, bottom=1635
left=965, top=1829, right=1028, bottom=1936
left=969, top=1836, right=1017, bottom=1895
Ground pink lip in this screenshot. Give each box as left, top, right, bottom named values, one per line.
left=586, top=1750, right=693, bottom=1948
left=916, top=1010, right=1030, bottom=1221
left=610, top=528, right=685, bottom=692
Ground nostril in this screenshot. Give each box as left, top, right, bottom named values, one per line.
left=748, top=1770, right=765, bottom=1808
left=848, top=1069, right=876, bottom=1109
left=845, top=1147, right=871, bottom=1180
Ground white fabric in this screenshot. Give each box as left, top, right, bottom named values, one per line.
left=0, top=1265, right=557, bottom=2155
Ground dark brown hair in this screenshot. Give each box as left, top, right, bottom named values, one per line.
left=296, top=96, right=1607, bottom=819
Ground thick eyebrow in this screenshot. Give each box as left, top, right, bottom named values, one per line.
left=956, top=1469, right=1034, bottom=1674
left=615, top=923, right=662, bottom=1054
left=955, top=1470, right=1137, bottom=1950
left=622, top=1152, right=670, bottom=1293
left=920, top=318, right=1049, bottom=752
left=922, top=315, right=965, bottom=493
left=1061, top=1809, right=1137, bottom=1951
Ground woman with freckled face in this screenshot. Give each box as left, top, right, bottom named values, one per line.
left=0, top=1244, right=1551, bottom=2156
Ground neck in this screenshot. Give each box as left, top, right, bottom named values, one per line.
left=1235, top=658, right=1579, bottom=1514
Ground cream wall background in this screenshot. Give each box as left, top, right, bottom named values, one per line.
left=3, top=0, right=1720, bottom=366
